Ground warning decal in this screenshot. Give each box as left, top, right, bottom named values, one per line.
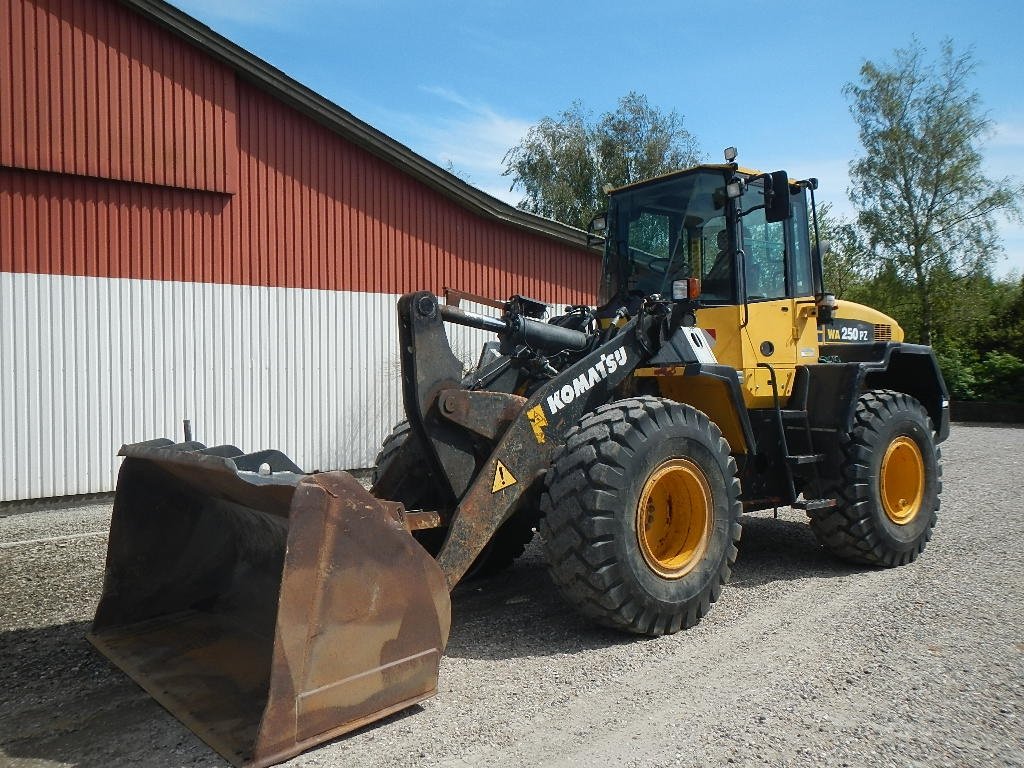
left=526, top=404, right=548, bottom=444
left=491, top=460, right=518, bottom=493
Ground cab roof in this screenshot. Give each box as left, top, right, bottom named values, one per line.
left=607, top=163, right=795, bottom=196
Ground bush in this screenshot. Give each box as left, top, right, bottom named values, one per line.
left=935, top=345, right=978, bottom=401
left=936, top=346, right=1024, bottom=403
left=975, top=352, right=1024, bottom=403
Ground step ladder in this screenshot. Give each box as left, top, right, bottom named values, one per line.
left=757, top=363, right=836, bottom=512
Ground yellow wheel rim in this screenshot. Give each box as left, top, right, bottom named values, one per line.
left=636, top=459, right=713, bottom=579
left=880, top=436, right=925, bottom=525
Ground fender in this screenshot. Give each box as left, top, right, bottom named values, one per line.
left=812, top=342, right=950, bottom=441
left=639, top=325, right=758, bottom=455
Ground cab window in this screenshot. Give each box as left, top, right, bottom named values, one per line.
left=697, top=219, right=733, bottom=303
left=740, top=185, right=786, bottom=301
left=739, top=182, right=815, bottom=300
left=614, top=170, right=735, bottom=300
left=788, top=191, right=813, bottom=296
left=627, top=212, right=670, bottom=265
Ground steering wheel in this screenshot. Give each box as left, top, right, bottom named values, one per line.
left=628, top=246, right=670, bottom=272
left=645, top=257, right=673, bottom=274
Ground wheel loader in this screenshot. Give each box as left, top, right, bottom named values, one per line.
left=88, top=150, right=949, bottom=767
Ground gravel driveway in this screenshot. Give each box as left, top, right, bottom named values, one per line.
left=1, top=423, right=1021, bottom=768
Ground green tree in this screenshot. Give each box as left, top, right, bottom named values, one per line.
left=502, top=92, right=700, bottom=229
left=976, top=351, right=1024, bottom=403
left=858, top=269, right=1024, bottom=401
left=814, top=202, right=871, bottom=299
left=934, top=342, right=979, bottom=400
left=844, top=39, right=1021, bottom=345
left=979, top=275, right=1024, bottom=359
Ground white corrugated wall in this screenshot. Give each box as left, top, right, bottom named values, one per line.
left=0, top=272, right=494, bottom=502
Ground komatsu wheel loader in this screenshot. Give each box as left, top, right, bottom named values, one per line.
left=89, top=150, right=949, bottom=767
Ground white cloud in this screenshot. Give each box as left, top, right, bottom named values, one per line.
left=366, top=87, right=532, bottom=206
left=345, top=92, right=1024, bottom=274
left=407, top=87, right=532, bottom=204
left=418, top=86, right=483, bottom=115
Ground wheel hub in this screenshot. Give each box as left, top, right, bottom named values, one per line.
left=636, top=459, right=713, bottom=579
left=880, top=435, right=925, bottom=525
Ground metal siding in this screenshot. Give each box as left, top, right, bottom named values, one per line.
left=0, top=167, right=234, bottom=283
left=0, top=0, right=236, bottom=193
left=0, top=272, right=501, bottom=501
left=228, top=84, right=599, bottom=302
left=1, top=162, right=594, bottom=502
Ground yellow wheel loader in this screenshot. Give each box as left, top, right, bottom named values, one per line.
left=89, top=151, right=948, bottom=766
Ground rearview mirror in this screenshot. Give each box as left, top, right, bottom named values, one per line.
left=587, top=212, right=608, bottom=247
left=764, top=171, right=792, bottom=223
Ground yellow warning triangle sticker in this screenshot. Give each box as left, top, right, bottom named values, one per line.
left=491, top=460, right=518, bottom=493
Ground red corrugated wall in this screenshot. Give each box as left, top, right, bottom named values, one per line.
left=0, top=0, right=600, bottom=305
left=1, top=0, right=237, bottom=193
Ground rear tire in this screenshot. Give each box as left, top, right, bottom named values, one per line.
left=540, top=397, right=742, bottom=636
left=808, top=389, right=940, bottom=566
left=465, top=512, right=538, bottom=579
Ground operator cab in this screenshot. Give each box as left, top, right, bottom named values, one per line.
left=598, top=164, right=818, bottom=309
left=594, top=152, right=832, bottom=414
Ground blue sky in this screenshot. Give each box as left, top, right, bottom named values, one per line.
left=174, top=0, right=1024, bottom=277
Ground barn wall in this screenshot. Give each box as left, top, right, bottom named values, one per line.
left=0, top=0, right=600, bottom=501
left=0, top=0, right=238, bottom=193
left=0, top=270, right=500, bottom=500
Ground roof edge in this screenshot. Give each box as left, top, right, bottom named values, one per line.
left=118, top=0, right=593, bottom=251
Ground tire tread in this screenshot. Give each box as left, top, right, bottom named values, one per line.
left=808, top=389, right=941, bottom=567
left=540, top=396, right=742, bottom=635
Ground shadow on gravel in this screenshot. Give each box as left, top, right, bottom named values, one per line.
left=950, top=420, right=1024, bottom=429
left=0, top=493, right=115, bottom=519
left=0, top=515, right=864, bottom=766
left=0, top=619, right=436, bottom=768
left=447, top=514, right=866, bottom=661
left=729, top=513, right=864, bottom=589
left=0, top=620, right=222, bottom=768
left=445, top=555, right=638, bottom=662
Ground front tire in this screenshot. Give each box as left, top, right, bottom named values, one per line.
left=540, top=397, right=742, bottom=636
left=808, top=389, right=941, bottom=566
left=372, top=421, right=536, bottom=575
left=371, top=421, right=445, bottom=511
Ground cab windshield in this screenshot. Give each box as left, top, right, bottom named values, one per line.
left=605, top=169, right=735, bottom=303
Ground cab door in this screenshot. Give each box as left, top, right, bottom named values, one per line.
left=736, top=186, right=817, bottom=408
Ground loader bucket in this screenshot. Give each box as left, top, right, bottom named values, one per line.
left=88, top=439, right=451, bottom=768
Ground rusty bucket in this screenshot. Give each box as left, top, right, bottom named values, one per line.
left=88, top=440, right=451, bottom=768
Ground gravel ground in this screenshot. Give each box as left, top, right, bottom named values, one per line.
left=1, top=424, right=1021, bottom=768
